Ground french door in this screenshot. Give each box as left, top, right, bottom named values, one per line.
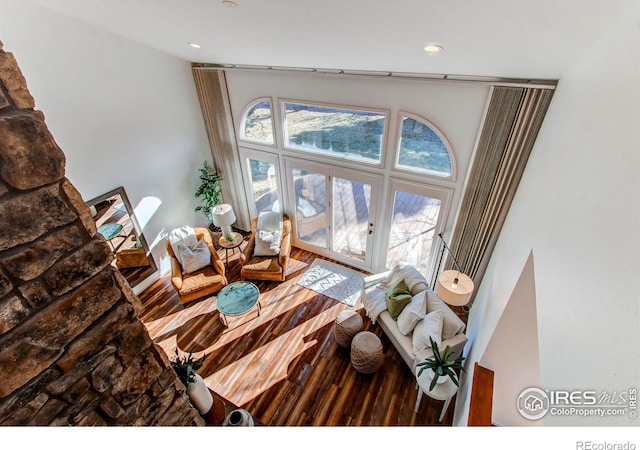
left=239, top=150, right=452, bottom=276
left=285, top=158, right=380, bottom=271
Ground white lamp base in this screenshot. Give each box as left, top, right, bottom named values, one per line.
left=221, top=225, right=234, bottom=242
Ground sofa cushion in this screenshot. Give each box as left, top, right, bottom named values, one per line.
left=397, top=290, right=427, bottom=335
left=425, top=289, right=466, bottom=340
left=412, top=309, right=443, bottom=354
left=385, top=279, right=412, bottom=319
left=179, top=266, right=225, bottom=296
left=377, top=310, right=415, bottom=368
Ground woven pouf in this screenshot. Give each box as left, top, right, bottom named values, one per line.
left=350, top=331, right=383, bottom=374
left=334, top=310, right=364, bottom=348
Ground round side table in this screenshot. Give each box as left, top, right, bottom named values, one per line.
left=414, top=364, right=459, bottom=422
left=218, top=232, right=244, bottom=268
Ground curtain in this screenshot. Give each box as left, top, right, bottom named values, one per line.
left=445, top=86, right=554, bottom=302
left=192, top=67, right=250, bottom=231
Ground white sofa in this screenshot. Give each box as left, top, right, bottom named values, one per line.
left=361, top=262, right=468, bottom=370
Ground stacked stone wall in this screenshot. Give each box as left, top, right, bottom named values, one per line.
left=0, top=41, right=203, bottom=426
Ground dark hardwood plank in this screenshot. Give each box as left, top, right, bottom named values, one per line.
left=137, top=246, right=457, bottom=426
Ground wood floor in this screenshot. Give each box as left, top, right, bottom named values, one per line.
left=137, top=245, right=458, bottom=426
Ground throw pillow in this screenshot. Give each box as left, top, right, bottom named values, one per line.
left=385, top=279, right=412, bottom=319
left=254, top=229, right=282, bottom=256
left=254, top=211, right=283, bottom=256
left=412, top=309, right=443, bottom=354
left=425, top=289, right=466, bottom=340
left=169, top=225, right=197, bottom=266
left=178, top=238, right=211, bottom=274
left=397, top=290, right=427, bottom=335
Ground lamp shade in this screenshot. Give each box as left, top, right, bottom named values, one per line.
left=211, top=204, right=236, bottom=227
left=435, top=269, right=474, bottom=306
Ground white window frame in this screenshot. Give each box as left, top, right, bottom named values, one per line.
left=238, top=147, right=283, bottom=219
left=238, top=97, right=277, bottom=148
left=393, top=111, right=457, bottom=182
left=280, top=99, right=389, bottom=168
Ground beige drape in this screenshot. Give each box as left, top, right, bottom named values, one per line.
left=192, top=67, right=250, bottom=231
left=445, top=86, right=555, bottom=302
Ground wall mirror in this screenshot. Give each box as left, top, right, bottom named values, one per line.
left=86, top=186, right=157, bottom=289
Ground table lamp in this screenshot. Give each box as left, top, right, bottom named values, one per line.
left=212, top=204, right=236, bottom=242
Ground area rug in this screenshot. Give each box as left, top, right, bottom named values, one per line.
left=296, top=259, right=363, bottom=307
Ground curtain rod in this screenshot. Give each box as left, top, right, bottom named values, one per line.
left=191, top=62, right=557, bottom=90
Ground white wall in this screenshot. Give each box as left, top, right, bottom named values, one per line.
left=0, top=0, right=213, bottom=279
left=480, top=251, right=542, bottom=426
left=454, top=3, right=640, bottom=426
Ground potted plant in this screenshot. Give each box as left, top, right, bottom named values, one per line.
left=194, top=160, right=224, bottom=226
left=416, top=337, right=466, bottom=391
left=170, top=349, right=213, bottom=415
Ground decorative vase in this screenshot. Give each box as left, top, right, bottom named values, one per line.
left=186, top=374, right=213, bottom=415
left=222, top=408, right=254, bottom=427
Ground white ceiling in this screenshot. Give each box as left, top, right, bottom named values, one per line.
left=25, top=0, right=635, bottom=80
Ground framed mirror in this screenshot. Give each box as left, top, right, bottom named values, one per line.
left=86, top=186, right=157, bottom=289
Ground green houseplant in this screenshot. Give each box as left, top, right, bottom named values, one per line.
left=194, top=160, right=224, bottom=224
left=416, top=337, right=466, bottom=391
left=170, top=349, right=205, bottom=387
left=170, top=349, right=213, bottom=415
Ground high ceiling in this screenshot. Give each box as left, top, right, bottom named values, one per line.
left=25, top=0, right=634, bottom=79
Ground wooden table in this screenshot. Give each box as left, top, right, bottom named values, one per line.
left=218, top=231, right=244, bottom=268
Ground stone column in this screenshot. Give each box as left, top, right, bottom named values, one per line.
left=0, top=41, right=203, bottom=426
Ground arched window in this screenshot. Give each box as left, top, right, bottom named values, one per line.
left=396, top=114, right=454, bottom=179
left=240, top=98, right=275, bottom=145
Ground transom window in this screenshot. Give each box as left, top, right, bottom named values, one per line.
left=282, top=101, right=386, bottom=164
left=396, top=114, right=453, bottom=178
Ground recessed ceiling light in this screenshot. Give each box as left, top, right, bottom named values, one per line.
left=222, top=0, right=238, bottom=7
left=188, top=42, right=202, bottom=49
left=423, top=44, right=444, bottom=53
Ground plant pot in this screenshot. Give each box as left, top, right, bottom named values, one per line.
left=222, top=408, right=254, bottom=427
left=428, top=368, right=448, bottom=385
left=186, top=374, right=213, bottom=415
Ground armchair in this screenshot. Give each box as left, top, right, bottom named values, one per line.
left=239, top=214, right=292, bottom=282
left=166, top=227, right=227, bottom=304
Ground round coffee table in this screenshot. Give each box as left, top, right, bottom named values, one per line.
left=216, top=281, right=261, bottom=327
